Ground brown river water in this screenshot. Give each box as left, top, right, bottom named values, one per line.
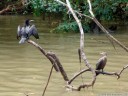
left=0, top=16, right=128, bottom=96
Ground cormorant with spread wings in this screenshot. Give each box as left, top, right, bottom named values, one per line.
left=17, top=19, right=39, bottom=44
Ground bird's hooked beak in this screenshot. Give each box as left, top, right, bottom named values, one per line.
left=30, top=20, right=34, bottom=22
left=100, top=52, right=107, bottom=56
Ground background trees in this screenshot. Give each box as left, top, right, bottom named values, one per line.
left=0, top=0, right=128, bottom=33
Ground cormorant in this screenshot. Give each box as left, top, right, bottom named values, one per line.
left=17, top=19, right=39, bottom=44
left=96, top=52, right=107, bottom=76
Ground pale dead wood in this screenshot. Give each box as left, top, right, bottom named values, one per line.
left=118, top=65, right=128, bottom=78
left=87, top=0, right=95, bottom=17
left=55, top=0, right=96, bottom=89
left=68, top=69, right=90, bottom=85
left=86, top=0, right=128, bottom=52
left=27, top=40, right=69, bottom=81
left=55, top=0, right=128, bottom=91
left=55, top=0, right=128, bottom=52
left=47, top=52, right=69, bottom=81
left=68, top=64, right=128, bottom=86
left=93, top=18, right=128, bottom=52
left=66, top=0, right=96, bottom=87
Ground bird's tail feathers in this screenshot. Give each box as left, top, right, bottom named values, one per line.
left=19, top=38, right=27, bottom=44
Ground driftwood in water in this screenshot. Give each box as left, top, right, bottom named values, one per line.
left=54, top=0, right=128, bottom=91
left=66, top=64, right=128, bottom=91
left=55, top=0, right=97, bottom=89
left=27, top=40, right=69, bottom=81
left=26, top=39, right=128, bottom=91
left=15, top=0, right=128, bottom=93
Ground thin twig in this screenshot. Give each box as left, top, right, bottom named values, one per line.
left=68, top=64, right=128, bottom=86
left=42, top=65, right=54, bottom=96
left=118, top=65, right=128, bottom=77
left=93, top=18, right=128, bottom=52
left=87, top=0, right=95, bottom=17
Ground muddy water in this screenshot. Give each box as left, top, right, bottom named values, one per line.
left=0, top=16, right=128, bottom=96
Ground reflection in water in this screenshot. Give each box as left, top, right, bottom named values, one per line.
left=0, top=16, right=128, bottom=96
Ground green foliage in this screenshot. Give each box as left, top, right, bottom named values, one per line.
left=25, top=0, right=128, bottom=33
left=28, top=0, right=65, bottom=16
left=55, top=21, right=79, bottom=32
left=54, top=21, right=90, bottom=33
left=46, top=2, right=65, bottom=13
left=29, top=0, right=43, bottom=16
left=92, top=0, right=128, bottom=20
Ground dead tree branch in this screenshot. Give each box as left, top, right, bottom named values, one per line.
left=118, top=65, right=128, bottom=77
left=42, top=65, right=54, bottom=96
left=66, top=0, right=96, bottom=87
left=87, top=0, right=95, bottom=17
left=27, top=40, right=69, bottom=81
left=68, top=64, right=128, bottom=87
left=87, top=0, right=128, bottom=52
left=55, top=0, right=128, bottom=91
left=55, top=0, right=96, bottom=89
left=55, top=0, right=128, bottom=52
left=92, top=18, right=128, bottom=52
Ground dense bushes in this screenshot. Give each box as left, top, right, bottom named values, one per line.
left=1, top=0, right=127, bottom=32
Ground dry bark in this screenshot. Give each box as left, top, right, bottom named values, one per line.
left=55, top=0, right=128, bottom=91
left=55, top=0, right=96, bottom=90
left=27, top=40, right=69, bottom=81
left=66, top=64, right=128, bottom=91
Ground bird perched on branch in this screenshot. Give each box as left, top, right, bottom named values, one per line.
left=96, top=52, right=107, bottom=76
left=17, top=19, right=39, bottom=44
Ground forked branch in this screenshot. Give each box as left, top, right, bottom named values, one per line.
left=55, top=0, right=96, bottom=89
left=27, top=40, right=69, bottom=81
left=55, top=0, right=128, bottom=90
left=66, top=64, right=128, bottom=91
left=67, top=64, right=128, bottom=86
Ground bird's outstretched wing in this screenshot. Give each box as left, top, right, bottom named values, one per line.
left=28, top=25, right=39, bottom=39
left=17, top=25, right=21, bottom=40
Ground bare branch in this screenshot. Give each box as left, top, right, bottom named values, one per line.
left=68, top=68, right=90, bottom=84
left=87, top=0, right=95, bottom=17
left=65, top=0, right=96, bottom=87
left=55, top=0, right=96, bottom=88
left=54, top=0, right=93, bottom=19
left=42, top=65, right=54, bottom=96
left=118, top=65, right=128, bottom=77
left=27, top=40, right=69, bottom=81
left=68, top=64, right=128, bottom=86
left=54, top=0, right=67, bottom=6
left=93, top=18, right=128, bottom=52
left=74, top=10, right=93, bottom=19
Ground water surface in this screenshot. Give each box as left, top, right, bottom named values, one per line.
left=0, top=16, right=128, bottom=96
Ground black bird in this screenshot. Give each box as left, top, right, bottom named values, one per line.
left=96, top=52, right=107, bottom=76
left=17, top=19, right=39, bottom=44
